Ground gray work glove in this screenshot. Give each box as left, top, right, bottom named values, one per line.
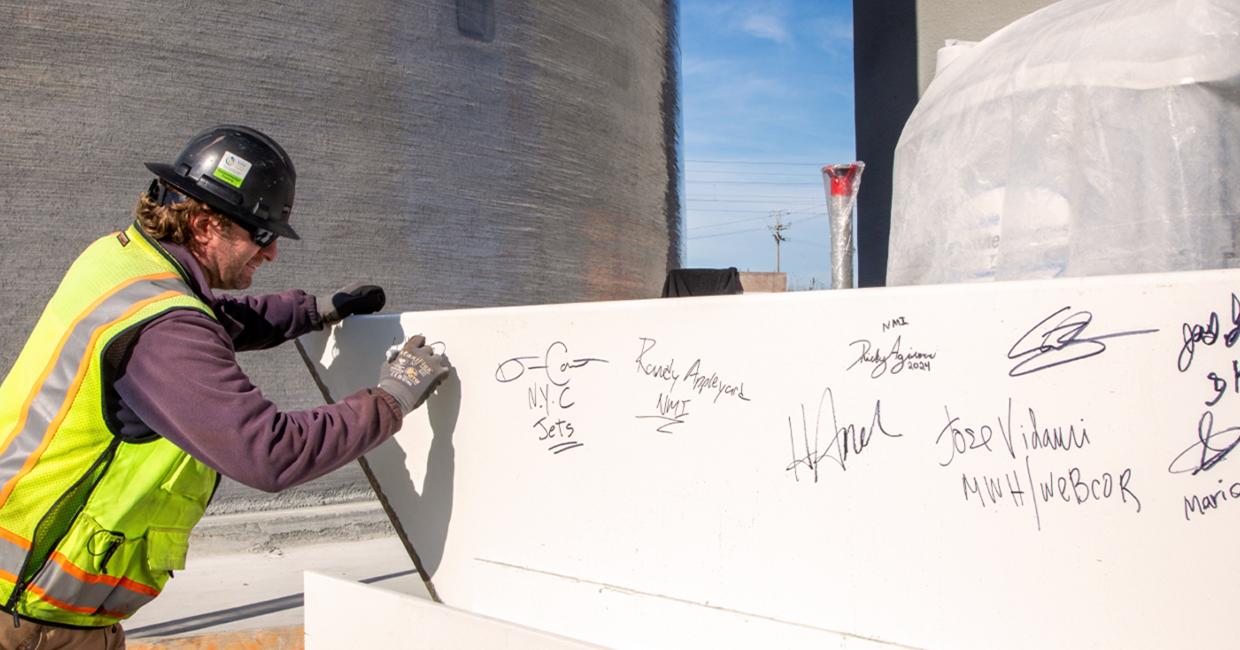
left=317, top=283, right=386, bottom=326
left=378, top=335, right=452, bottom=415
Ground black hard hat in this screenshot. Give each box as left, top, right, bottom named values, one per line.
left=145, top=125, right=299, bottom=240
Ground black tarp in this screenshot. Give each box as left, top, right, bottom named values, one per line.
left=661, top=268, right=744, bottom=297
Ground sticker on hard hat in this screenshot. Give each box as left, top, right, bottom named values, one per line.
left=212, top=151, right=253, bottom=189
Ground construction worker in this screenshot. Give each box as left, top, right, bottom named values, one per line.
left=0, top=125, right=450, bottom=649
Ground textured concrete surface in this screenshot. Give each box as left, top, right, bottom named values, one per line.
left=1, top=0, right=682, bottom=521
left=190, top=500, right=392, bottom=555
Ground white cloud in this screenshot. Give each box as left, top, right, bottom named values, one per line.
left=809, top=16, right=853, bottom=54
left=682, top=55, right=728, bottom=77
left=739, top=13, right=791, bottom=44
left=725, top=74, right=785, bottom=97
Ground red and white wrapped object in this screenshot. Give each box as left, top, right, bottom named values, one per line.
left=822, top=162, right=865, bottom=289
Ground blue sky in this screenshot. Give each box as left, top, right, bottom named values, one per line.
left=680, top=0, right=855, bottom=290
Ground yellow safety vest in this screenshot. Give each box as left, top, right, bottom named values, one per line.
left=0, top=223, right=219, bottom=627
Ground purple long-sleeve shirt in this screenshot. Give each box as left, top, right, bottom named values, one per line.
left=104, top=239, right=403, bottom=492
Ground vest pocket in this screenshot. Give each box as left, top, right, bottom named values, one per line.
left=145, top=527, right=190, bottom=572
left=71, top=515, right=188, bottom=582
left=149, top=455, right=213, bottom=574
left=85, top=526, right=126, bottom=575
left=160, top=454, right=217, bottom=508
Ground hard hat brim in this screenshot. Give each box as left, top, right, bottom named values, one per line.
left=144, top=162, right=301, bottom=240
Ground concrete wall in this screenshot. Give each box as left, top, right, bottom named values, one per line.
left=851, top=0, right=1053, bottom=286
left=1, top=1, right=681, bottom=519
left=738, top=272, right=786, bottom=293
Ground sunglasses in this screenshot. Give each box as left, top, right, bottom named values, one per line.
left=238, top=222, right=278, bottom=247
left=149, top=180, right=278, bottom=247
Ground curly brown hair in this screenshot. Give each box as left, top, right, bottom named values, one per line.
left=133, top=183, right=224, bottom=244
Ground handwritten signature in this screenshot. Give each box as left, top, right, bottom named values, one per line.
left=1007, top=307, right=1157, bottom=377
left=1205, top=361, right=1240, bottom=407
left=1178, top=293, right=1240, bottom=372
left=785, top=387, right=901, bottom=482
left=635, top=392, right=691, bottom=434
left=1168, top=410, right=1240, bottom=475
left=495, top=341, right=608, bottom=385
left=936, top=402, right=1012, bottom=467
left=847, top=335, right=936, bottom=379
left=635, top=337, right=751, bottom=404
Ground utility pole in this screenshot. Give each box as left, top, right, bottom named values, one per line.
left=768, top=210, right=790, bottom=272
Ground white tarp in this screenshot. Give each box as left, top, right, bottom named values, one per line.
left=889, top=0, right=1240, bottom=284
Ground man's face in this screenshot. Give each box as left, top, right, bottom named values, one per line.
left=192, top=212, right=279, bottom=290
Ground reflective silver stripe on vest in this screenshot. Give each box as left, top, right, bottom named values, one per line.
left=0, top=532, right=158, bottom=617
left=0, top=275, right=190, bottom=493
left=0, top=534, right=26, bottom=579
left=30, top=555, right=156, bottom=617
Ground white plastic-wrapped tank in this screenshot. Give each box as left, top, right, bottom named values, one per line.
left=888, top=0, right=1240, bottom=285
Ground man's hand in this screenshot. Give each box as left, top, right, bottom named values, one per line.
left=318, top=283, right=386, bottom=326
left=378, top=335, right=451, bottom=415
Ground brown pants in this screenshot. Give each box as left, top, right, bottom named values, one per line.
left=0, top=618, right=125, bottom=649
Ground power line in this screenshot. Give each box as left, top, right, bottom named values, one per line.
left=688, top=214, right=780, bottom=230
left=686, top=180, right=822, bottom=186
left=688, top=192, right=823, bottom=198
left=688, top=209, right=826, bottom=217
left=687, top=196, right=824, bottom=203
left=686, top=202, right=818, bottom=208
left=687, top=159, right=824, bottom=166
left=685, top=219, right=832, bottom=242
left=786, top=206, right=829, bottom=213
left=688, top=210, right=826, bottom=231
left=687, top=227, right=768, bottom=241
left=686, top=169, right=827, bottom=178
left=784, top=239, right=829, bottom=249
left=687, top=207, right=814, bottom=214
left=787, top=215, right=828, bottom=226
